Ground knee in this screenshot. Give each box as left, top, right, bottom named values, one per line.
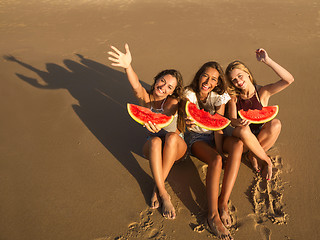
left=235, top=125, right=251, bottom=138
left=165, top=132, right=180, bottom=145
left=270, top=119, right=282, bottom=133
left=208, top=154, right=223, bottom=167
left=150, top=136, right=162, bottom=147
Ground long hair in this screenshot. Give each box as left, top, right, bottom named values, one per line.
left=225, top=60, right=257, bottom=96
left=149, top=69, right=184, bottom=101
left=186, top=61, right=226, bottom=111
left=149, top=69, right=186, bottom=133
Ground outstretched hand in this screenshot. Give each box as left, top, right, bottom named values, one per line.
left=108, top=44, right=132, bottom=69
left=256, top=48, right=270, bottom=63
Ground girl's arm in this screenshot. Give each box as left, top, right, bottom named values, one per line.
left=108, top=44, right=149, bottom=105
left=256, top=48, right=294, bottom=102
left=228, top=96, right=250, bottom=127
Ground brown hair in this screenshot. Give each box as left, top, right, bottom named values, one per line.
left=150, top=69, right=186, bottom=133
left=149, top=69, right=184, bottom=101
left=186, top=61, right=226, bottom=111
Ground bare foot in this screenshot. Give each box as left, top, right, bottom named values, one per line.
left=160, top=194, right=176, bottom=219
left=150, top=186, right=160, bottom=209
left=262, top=163, right=273, bottom=180
left=219, top=206, right=232, bottom=228
left=247, top=152, right=260, bottom=172
left=207, top=215, right=233, bottom=240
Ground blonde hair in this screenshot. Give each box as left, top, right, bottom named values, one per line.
left=225, top=60, right=256, bottom=96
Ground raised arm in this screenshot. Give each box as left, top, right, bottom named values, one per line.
left=108, top=44, right=149, bottom=104
left=256, top=48, right=294, bottom=100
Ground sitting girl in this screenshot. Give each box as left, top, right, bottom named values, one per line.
left=184, top=61, right=243, bottom=240
left=108, top=44, right=187, bottom=219
left=225, top=48, right=294, bottom=180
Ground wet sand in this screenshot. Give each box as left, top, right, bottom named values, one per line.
left=1, top=0, right=319, bottom=239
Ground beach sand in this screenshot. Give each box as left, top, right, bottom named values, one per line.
left=1, top=0, right=319, bottom=239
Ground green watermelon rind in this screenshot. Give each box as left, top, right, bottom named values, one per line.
left=185, top=101, right=231, bottom=131
left=127, top=103, right=174, bottom=128
left=238, top=105, right=279, bottom=124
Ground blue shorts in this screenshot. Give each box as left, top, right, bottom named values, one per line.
left=184, top=131, right=215, bottom=150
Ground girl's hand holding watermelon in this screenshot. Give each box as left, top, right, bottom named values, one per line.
left=185, top=116, right=197, bottom=130
left=230, top=118, right=250, bottom=128
left=143, top=121, right=161, bottom=133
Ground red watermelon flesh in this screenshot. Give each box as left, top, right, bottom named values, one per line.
left=185, top=101, right=230, bottom=131
left=238, top=105, right=279, bottom=124
left=127, top=103, right=174, bottom=128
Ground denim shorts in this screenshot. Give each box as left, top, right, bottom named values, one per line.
left=184, top=130, right=215, bottom=150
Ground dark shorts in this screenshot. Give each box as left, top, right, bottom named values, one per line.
left=223, top=124, right=264, bottom=137
left=184, top=131, right=216, bottom=155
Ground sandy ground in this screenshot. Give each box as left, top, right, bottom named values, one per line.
left=1, top=0, right=319, bottom=239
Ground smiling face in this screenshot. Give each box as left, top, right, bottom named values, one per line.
left=229, top=68, right=251, bottom=90
left=153, top=74, right=177, bottom=98
left=198, top=67, right=220, bottom=95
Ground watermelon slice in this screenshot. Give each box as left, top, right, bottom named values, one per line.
left=127, top=103, right=174, bottom=128
left=238, top=105, right=279, bottom=124
left=185, top=101, right=230, bottom=131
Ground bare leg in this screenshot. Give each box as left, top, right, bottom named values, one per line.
left=246, top=119, right=282, bottom=172
left=143, top=137, right=164, bottom=209
left=257, top=119, right=281, bottom=151
left=191, top=141, right=233, bottom=239
left=160, top=132, right=187, bottom=219
left=142, top=133, right=187, bottom=219
left=218, top=137, right=243, bottom=227
left=232, top=125, right=272, bottom=180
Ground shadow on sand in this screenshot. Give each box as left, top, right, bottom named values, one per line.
left=4, top=54, right=154, bottom=203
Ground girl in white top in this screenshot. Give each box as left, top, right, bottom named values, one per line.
left=108, top=44, right=187, bottom=220
left=185, top=61, right=243, bottom=240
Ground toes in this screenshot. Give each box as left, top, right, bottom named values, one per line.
left=221, top=234, right=233, bottom=240
left=162, top=210, right=175, bottom=219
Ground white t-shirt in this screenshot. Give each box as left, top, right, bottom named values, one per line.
left=185, top=88, right=231, bottom=134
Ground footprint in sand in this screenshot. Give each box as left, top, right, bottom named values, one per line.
left=251, top=155, right=288, bottom=225
left=256, top=224, right=272, bottom=240
left=111, top=208, right=167, bottom=239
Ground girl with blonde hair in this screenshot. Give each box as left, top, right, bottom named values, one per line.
left=225, top=48, right=294, bottom=180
